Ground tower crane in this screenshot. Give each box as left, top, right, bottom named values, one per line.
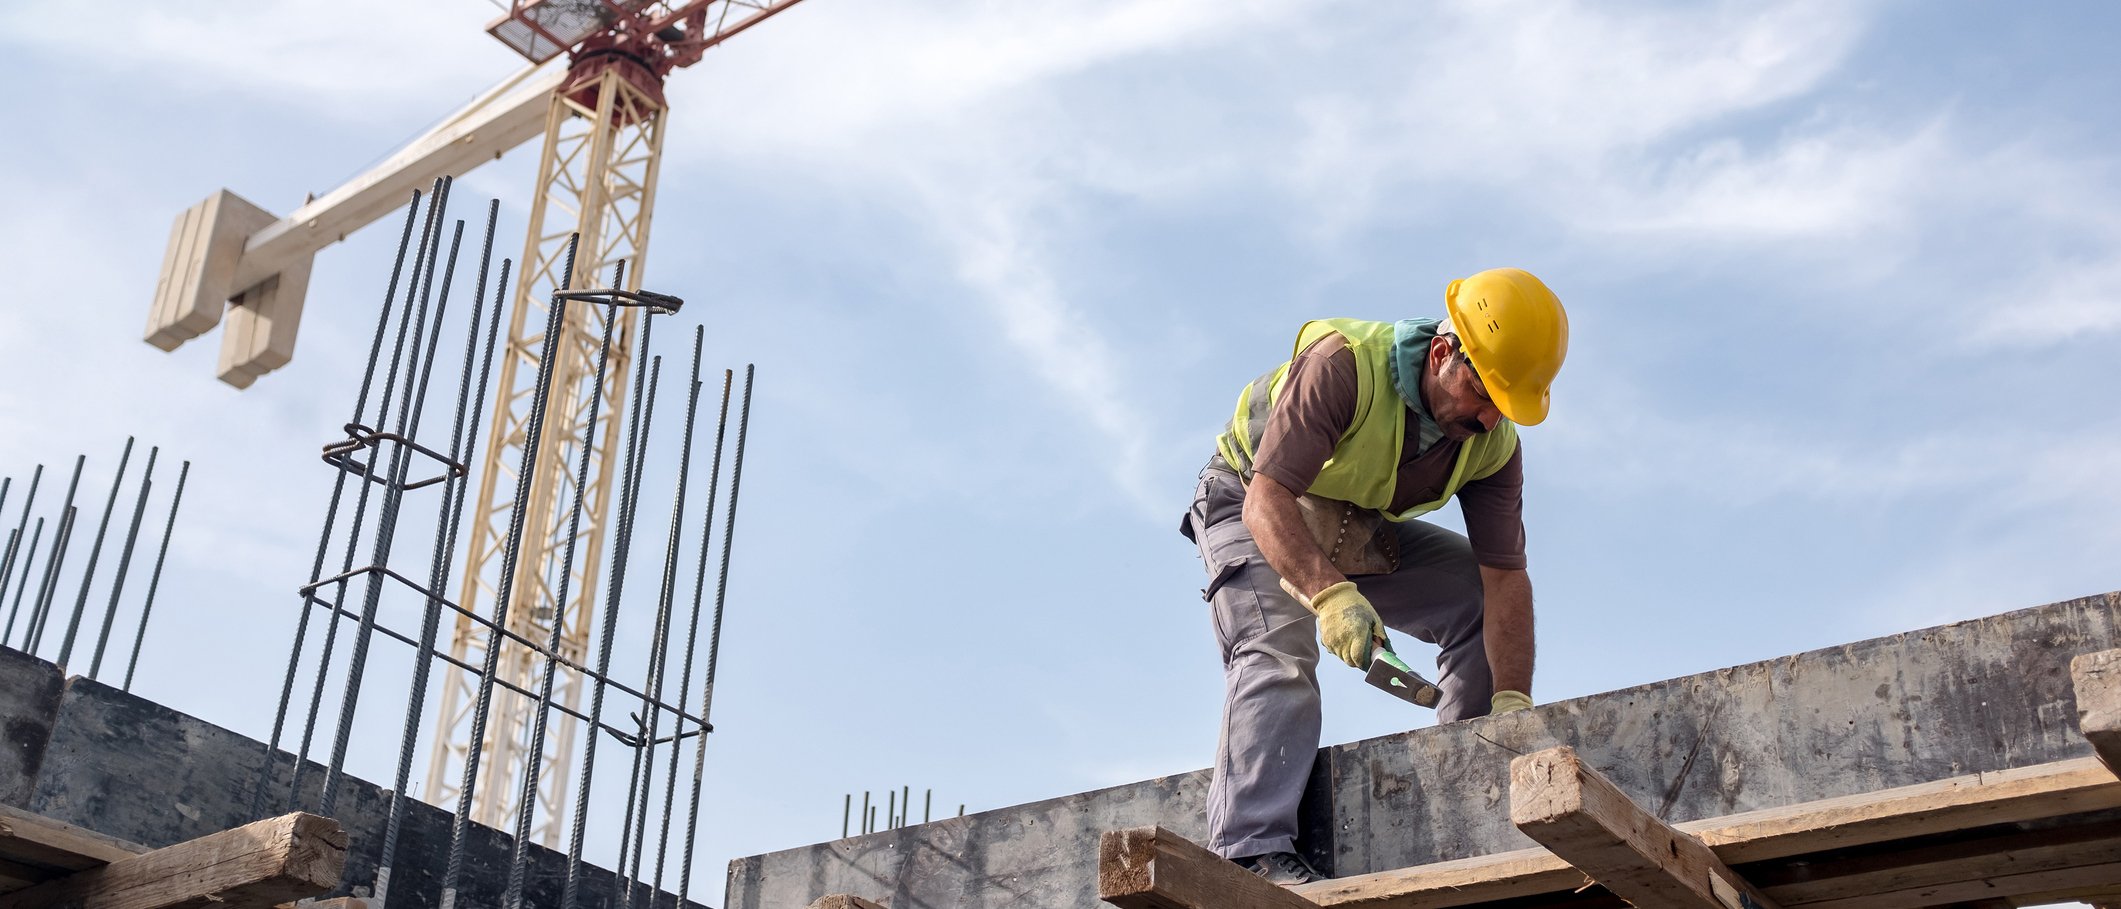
left=143, top=0, right=807, bottom=846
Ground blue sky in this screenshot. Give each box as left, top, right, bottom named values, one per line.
left=2, top=0, right=2118, bottom=899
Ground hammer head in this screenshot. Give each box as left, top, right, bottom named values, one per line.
left=1366, top=649, right=1441, bottom=708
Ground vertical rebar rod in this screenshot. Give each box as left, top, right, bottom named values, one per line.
left=615, top=351, right=688, bottom=908
left=843, top=794, right=851, bottom=838
left=4, top=518, right=45, bottom=648
left=657, top=341, right=725, bottom=897
left=57, top=437, right=135, bottom=668
left=124, top=462, right=188, bottom=692
left=255, top=188, right=427, bottom=819
left=676, top=363, right=756, bottom=901
left=925, top=789, right=932, bottom=823
left=291, top=177, right=453, bottom=812
left=562, top=319, right=661, bottom=909
left=28, top=508, right=79, bottom=656
left=503, top=296, right=624, bottom=909
left=319, top=214, right=466, bottom=817
left=612, top=358, right=680, bottom=909
left=374, top=201, right=505, bottom=909
left=438, top=233, right=578, bottom=909
left=646, top=328, right=708, bottom=895
left=0, top=479, right=11, bottom=611
left=0, top=465, right=42, bottom=635
left=26, top=456, right=87, bottom=653
left=88, top=446, right=159, bottom=679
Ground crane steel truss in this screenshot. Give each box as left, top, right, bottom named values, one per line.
left=425, top=61, right=668, bottom=845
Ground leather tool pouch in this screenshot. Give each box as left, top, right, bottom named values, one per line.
left=1294, top=493, right=1399, bottom=576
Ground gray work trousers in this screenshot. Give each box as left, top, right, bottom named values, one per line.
left=1183, top=463, right=1493, bottom=860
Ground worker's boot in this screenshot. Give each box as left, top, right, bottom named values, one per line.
left=1235, top=851, right=1324, bottom=885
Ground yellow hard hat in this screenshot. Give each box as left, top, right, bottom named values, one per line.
left=1444, top=267, right=1568, bottom=426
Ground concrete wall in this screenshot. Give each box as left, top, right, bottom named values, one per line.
left=0, top=648, right=703, bottom=909
left=726, top=591, right=2121, bottom=909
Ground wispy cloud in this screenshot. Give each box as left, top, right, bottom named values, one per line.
left=0, top=2, right=509, bottom=120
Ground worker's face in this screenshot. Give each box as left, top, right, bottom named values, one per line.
left=1426, top=338, right=1503, bottom=440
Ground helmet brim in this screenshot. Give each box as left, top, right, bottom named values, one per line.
left=1494, top=383, right=1550, bottom=426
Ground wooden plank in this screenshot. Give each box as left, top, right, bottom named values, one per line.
left=1099, top=826, right=1320, bottom=909
left=1299, top=847, right=1582, bottom=907
left=0, top=801, right=150, bottom=893
left=2075, top=649, right=2121, bottom=776
left=1510, top=746, right=1781, bottom=909
left=1795, top=859, right=2121, bottom=909
left=0, top=812, right=346, bottom=909
left=1695, top=757, right=2121, bottom=863
left=1304, top=756, right=2121, bottom=908
left=807, top=896, right=885, bottom=909
left=1758, top=823, right=2121, bottom=904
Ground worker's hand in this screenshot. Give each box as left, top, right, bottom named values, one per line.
left=1490, top=690, right=1532, bottom=715
left=1284, top=579, right=1385, bottom=669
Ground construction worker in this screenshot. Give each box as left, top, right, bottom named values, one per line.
left=1180, top=267, right=1567, bottom=885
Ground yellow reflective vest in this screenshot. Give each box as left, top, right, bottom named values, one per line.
left=1215, top=318, right=1518, bottom=521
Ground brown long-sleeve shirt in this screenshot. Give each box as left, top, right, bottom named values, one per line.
left=1250, top=333, right=1528, bottom=570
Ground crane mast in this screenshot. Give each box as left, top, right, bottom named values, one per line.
left=424, top=55, right=667, bottom=844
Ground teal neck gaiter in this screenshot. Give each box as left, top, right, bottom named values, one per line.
left=1387, top=318, right=1445, bottom=455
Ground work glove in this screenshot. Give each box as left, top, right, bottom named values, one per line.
left=1490, top=690, right=1532, bottom=715
left=1280, top=578, right=1386, bottom=669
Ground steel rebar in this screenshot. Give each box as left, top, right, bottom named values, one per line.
left=27, top=507, right=78, bottom=655
left=255, top=187, right=427, bottom=819
left=0, top=464, right=42, bottom=637
left=373, top=199, right=505, bottom=909
left=438, top=232, right=577, bottom=909
left=677, top=363, right=756, bottom=901
left=562, top=314, right=662, bottom=909
left=647, top=328, right=710, bottom=894
left=88, top=446, right=158, bottom=678
left=504, top=291, right=625, bottom=909
left=319, top=212, right=466, bottom=817
left=4, top=518, right=45, bottom=647
left=613, top=351, right=679, bottom=909
left=124, top=461, right=189, bottom=692
left=290, top=177, right=452, bottom=812
left=26, top=456, right=86, bottom=654
left=56, top=437, right=136, bottom=668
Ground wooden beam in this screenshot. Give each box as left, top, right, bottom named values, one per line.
left=807, top=896, right=885, bottom=909
left=1303, top=756, right=2121, bottom=908
left=1511, top=746, right=1781, bottom=909
left=1756, top=823, right=2121, bottom=904
left=0, top=803, right=148, bottom=894
left=0, top=812, right=346, bottom=909
left=2075, top=649, right=2121, bottom=776
left=1099, top=826, right=1320, bottom=909
left=1795, top=859, right=2121, bottom=909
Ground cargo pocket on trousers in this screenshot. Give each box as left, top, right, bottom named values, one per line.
left=1203, top=555, right=1253, bottom=661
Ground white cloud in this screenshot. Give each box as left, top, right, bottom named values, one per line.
left=0, top=2, right=511, bottom=120
left=1282, top=0, right=1877, bottom=240
left=1590, top=123, right=1949, bottom=241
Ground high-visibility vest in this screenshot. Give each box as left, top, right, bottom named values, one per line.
left=1214, top=318, right=1518, bottom=520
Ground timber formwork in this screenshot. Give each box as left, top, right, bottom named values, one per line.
left=0, top=803, right=348, bottom=909
left=1094, top=648, right=2121, bottom=908
left=746, top=592, right=2121, bottom=909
